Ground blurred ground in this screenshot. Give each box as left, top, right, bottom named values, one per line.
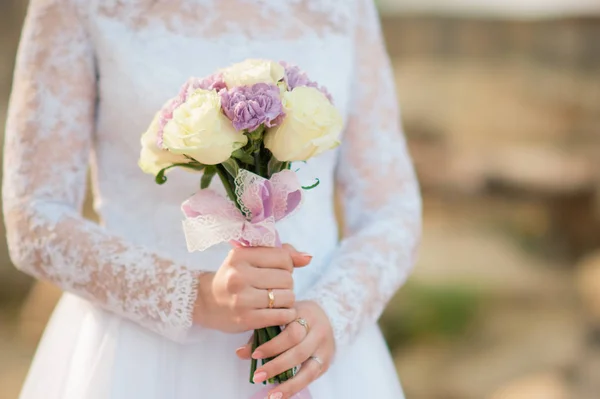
left=1, top=2, right=600, bottom=399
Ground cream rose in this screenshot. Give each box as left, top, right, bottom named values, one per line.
left=138, top=111, right=189, bottom=176
left=161, top=89, right=247, bottom=165
left=264, top=86, right=343, bottom=162
left=221, top=59, right=285, bottom=88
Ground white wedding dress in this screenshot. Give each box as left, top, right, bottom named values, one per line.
left=3, top=0, right=421, bottom=398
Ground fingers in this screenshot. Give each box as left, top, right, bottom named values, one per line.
left=242, top=288, right=295, bottom=309
left=245, top=308, right=298, bottom=330
left=247, top=268, right=294, bottom=290
left=252, top=320, right=307, bottom=359
left=253, top=328, right=318, bottom=383
left=229, top=247, right=294, bottom=271
left=269, top=358, right=322, bottom=399
left=282, top=244, right=312, bottom=268
left=229, top=246, right=312, bottom=272
left=235, top=344, right=252, bottom=359
left=235, top=335, right=253, bottom=360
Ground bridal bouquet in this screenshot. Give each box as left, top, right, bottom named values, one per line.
left=138, top=59, right=342, bottom=385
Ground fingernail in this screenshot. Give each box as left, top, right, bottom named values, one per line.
left=235, top=346, right=246, bottom=355
left=253, top=371, right=268, bottom=383
left=252, top=350, right=263, bottom=359
left=298, top=252, right=313, bottom=259
left=269, top=393, right=283, bottom=399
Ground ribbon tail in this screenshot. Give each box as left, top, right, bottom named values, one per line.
left=182, top=217, right=244, bottom=252
left=274, top=231, right=282, bottom=248
left=269, top=170, right=304, bottom=221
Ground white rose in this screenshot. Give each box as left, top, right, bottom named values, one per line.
left=221, top=59, right=285, bottom=88
left=264, top=86, right=343, bottom=162
left=162, top=89, right=247, bottom=165
left=138, top=110, right=188, bottom=176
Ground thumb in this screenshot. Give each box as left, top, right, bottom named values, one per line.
left=282, top=243, right=312, bottom=268
left=235, top=336, right=253, bottom=360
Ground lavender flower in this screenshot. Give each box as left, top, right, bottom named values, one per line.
left=193, top=73, right=227, bottom=92
left=220, top=83, right=284, bottom=132
left=156, top=97, right=180, bottom=148
left=280, top=61, right=333, bottom=103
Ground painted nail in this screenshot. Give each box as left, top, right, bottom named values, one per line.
left=252, top=350, right=263, bottom=359
left=235, top=346, right=247, bottom=356
left=298, top=252, right=313, bottom=260
left=253, top=371, right=268, bottom=383
left=269, top=393, right=283, bottom=399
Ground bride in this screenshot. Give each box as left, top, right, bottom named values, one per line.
left=3, top=0, right=421, bottom=398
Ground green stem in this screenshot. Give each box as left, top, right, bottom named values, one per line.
left=215, top=165, right=238, bottom=208
left=265, top=326, right=281, bottom=340
left=257, top=328, right=269, bottom=350
left=285, top=367, right=295, bottom=381
left=257, top=328, right=285, bottom=384
left=259, top=147, right=269, bottom=177
left=264, top=326, right=291, bottom=382
left=256, top=328, right=272, bottom=385
left=253, top=148, right=262, bottom=177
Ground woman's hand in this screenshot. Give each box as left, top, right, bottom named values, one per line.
left=193, top=245, right=312, bottom=333
left=236, top=301, right=335, bottom=399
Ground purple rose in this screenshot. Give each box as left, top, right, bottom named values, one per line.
left=280, top=61, right=333, bottom=103
left=220, top=83, right=285, bottom=132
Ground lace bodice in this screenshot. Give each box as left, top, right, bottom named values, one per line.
left=3, top=0, right=421, bottom=347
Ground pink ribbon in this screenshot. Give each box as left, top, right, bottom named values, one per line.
left=182, top=169, right=311, bottom=397
left=181, top=169, right=303, bottom=252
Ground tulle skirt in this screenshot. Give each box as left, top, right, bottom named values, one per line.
left=19, top=293, right=405, bottom=399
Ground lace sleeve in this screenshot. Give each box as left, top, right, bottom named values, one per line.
left=2, top=0, right=199, bottom=342
left=301, top=0, right=422, bottom=350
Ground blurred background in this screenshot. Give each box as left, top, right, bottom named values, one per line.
left=1, top=1, right=600, bottom=398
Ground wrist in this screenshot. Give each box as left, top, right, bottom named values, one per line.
left=193, top=272, right=215, bottom=327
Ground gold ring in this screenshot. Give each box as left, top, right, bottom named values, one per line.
left=267, top=289, right=275, bottom=309
left=295, top=317, right=310, bottom=334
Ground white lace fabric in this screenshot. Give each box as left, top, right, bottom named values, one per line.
left=3, top=0, right=421, bottom=349
left=299, top=1, right=422, bottom=348
left=3, top=0, right=199, bottom=341
left=96, top=0, right=353, bottom=38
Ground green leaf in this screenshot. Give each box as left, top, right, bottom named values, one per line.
left=155, top=162, right=205, bottom=185
left=232, top=149, right=255, bottom=165
left=302, top=178, right=320, bottom=190
left=200, top=166, right=217, bottom=189
left=221, top=158, right=240, bottom=178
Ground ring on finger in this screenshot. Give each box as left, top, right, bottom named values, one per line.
left=294, top=317, right=310, bottom=334
left=267, top=289, right=275, bottom=309
left=309, top=355, right=323, bottom=371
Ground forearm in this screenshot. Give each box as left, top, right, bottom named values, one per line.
left=302, top=186, right=421, bottom=348
left=4, top=198, right=201, bottom=341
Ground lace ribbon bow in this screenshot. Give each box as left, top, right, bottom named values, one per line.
left=181, top=169, right=303, bottom=252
